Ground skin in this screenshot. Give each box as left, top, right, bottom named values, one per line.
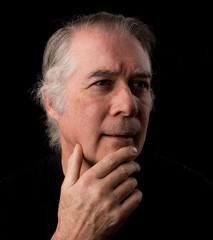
left=45, top=27, right=152, bottom=240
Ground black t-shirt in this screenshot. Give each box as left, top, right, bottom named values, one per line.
left=0, top=150, right=213, bottom=239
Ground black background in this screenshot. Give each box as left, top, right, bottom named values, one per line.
left=1, top=2, right=212, bottom=180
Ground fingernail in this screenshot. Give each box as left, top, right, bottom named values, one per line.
left=130, top=147, right=137, bottom=155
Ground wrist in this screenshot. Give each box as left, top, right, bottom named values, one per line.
left=51, top=230, right=70, bottom=240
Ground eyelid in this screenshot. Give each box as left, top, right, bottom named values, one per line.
left=131, top=78, right=150, bottom=85
left=130, top=79, right=151, bottom=91
left=93, top=79, right=113, bottom=87
left=90, top=77, right=150, bottom=90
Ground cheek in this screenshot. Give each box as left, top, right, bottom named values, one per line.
left=138, top=93, right=152, bottom=118
left=62, top=95, right=107, bottom=144
left=137, top=96, right=152, bottom=140
left=74, top=97, right=109, bottom=162
left=78, top=96, right=107, bottom=126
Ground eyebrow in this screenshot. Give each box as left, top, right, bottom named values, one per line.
left=88, top=69, right=118, bottom=79
left=88, top=68, right=152, bottom=80
left=133, top=68, right=152, bottom=80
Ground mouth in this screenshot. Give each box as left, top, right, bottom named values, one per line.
left=102, top=133, right=137, bottom=143
left=102, top=133, right=136, bottom=148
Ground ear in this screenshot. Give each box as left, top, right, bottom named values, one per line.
left=42, top=90, right=60, bottom=121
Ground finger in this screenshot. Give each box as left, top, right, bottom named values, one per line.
left=120, top=189, right=143, bottom=218
left=112, top=177, right=138, bottom=204
left=91, top=146, right=137, bottom=179
left=105, top=161, right=140, bottom=189
left=63, top=143, right=83, bottom=188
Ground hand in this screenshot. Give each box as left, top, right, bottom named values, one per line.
left=51, top=144, right=142, bottom=240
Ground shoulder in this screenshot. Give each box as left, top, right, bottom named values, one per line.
left=140, top=149, right=213, bottom=189
left=0, top=151, right=63, bottom=188
left=0, top=151, right=64, bottom=209
left=0, top=152, right=63, bottom=239
left=137, top=149, right=213, bottom=213
left=127, top=150, right=213, bottom=238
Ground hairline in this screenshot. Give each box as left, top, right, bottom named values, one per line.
left=65, top=25, right=153, bottom=83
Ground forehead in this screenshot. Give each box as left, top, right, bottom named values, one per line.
left=70, top=28, right=151, bottom=74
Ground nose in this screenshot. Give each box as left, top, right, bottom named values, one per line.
left=110, top=85, right=138, bottom=117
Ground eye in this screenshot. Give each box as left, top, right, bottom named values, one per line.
left=135, top=81, right=147, bottom=88
left=93, top=80, right=112, bottom=88
left=130, top=80, right=150, bottom=91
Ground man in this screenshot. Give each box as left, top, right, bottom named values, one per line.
left=0, top=12, right=213, bottom=240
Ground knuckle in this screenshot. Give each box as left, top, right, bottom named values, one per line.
left=128, top=177, right=138, bottom=189
left=75, top=179, right=87, bottom=192
left=79, top=172, right=94, bottom=188
left=119, top=165, right=129, bottom=178
left=88, top=185, right=104, bottom=204
left=102, top=199, right=114, bottom=212
left=83, top=170, right=95, bottom=182
left=112, top=210, right=124, bottom=224
left=94, top=187, right=104, bottom=199
left=107, top=155, right=117, bottom=169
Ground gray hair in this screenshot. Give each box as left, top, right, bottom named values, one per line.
left=35, top=11, right=156, bottom=150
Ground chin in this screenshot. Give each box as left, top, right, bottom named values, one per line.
left=83, top=141, right=143, bottom=165
left=99, top=143, right=140, bottom=160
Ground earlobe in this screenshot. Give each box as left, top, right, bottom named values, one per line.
left=42, top=90, right=60, bottom=121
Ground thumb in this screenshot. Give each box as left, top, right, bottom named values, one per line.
left=63, top=143, right=83, bottom=188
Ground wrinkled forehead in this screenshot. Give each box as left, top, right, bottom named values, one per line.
left=70, top=28, right=151, bottom=74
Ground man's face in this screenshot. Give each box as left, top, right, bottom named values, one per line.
left=56, top=28, right=152, bottom=165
